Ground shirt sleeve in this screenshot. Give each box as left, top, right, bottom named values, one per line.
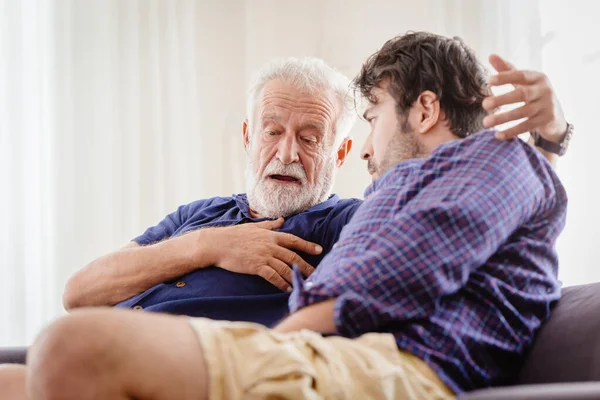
left=132, top=201, right=203, bottom=245
left=293, top=140, right=561, bottom=337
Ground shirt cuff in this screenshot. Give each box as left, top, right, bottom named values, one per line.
left=288, top=266, right=307, bottom=312
left=333, top=291, right=379, bottom=338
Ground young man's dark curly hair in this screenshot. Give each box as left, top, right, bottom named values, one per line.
left=354, top=31, right=491, bottom=138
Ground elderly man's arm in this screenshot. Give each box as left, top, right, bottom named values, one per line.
left=63, top=230, right=213, bottom=310
left=64, top=219, right=321, bottom=310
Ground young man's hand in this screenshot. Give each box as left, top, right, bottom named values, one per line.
left=482, top=54, right=567, bottom=142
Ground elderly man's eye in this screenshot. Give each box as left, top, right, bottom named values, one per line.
left=301, top=137, right=317, bottom=144
left=266, top=131, right=279, bottom=136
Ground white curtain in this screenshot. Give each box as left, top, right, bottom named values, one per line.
left=0, top=0, right=594, bottom=346
left=0, top=0, right=248, bottom=346
left=1, top=0, right=57, bottom=347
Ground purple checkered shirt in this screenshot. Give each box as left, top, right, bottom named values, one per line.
left=289, top=130, right=567, bottom=393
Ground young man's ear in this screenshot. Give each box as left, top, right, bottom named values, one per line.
left=336, top=137, right=353, bottom=167
left=242, top=120, right=250, bottom=151
left=415, top=90, right=441, bottom=135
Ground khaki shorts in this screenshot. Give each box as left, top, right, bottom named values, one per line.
left=189, top=318, right=455, bottom=400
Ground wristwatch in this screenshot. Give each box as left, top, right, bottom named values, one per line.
left=530, top=122, right=574, bottom=157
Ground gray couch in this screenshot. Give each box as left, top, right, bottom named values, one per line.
left=2, top=282, right=600, bottom=398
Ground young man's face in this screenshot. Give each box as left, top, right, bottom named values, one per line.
left=360, top=80, right=424, bottom=181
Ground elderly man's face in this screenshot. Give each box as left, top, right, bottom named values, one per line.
left=244, top=79, right=348, bottom=218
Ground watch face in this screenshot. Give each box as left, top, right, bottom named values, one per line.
left=560, top=123, right=574, bottom=156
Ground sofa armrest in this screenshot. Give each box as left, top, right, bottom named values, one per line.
left=460, top=382, right=600, bottom=400
left=0, top=347, right=27, bottom=364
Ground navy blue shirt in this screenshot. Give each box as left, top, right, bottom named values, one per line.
left=115, top=193, right=361, bottom=326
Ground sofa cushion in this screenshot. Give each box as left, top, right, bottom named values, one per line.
left=461, top=382, right=600, bottom=400
left=517, top=282, right=600, bottom=383
left=0, top=347, right=27, bottom=364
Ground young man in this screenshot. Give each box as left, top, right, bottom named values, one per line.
left=2, top=32, right=570, bottom=399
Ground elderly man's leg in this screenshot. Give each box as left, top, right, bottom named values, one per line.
left=26, top=309, right=209, bottom=400
left=0, top=364, right=26, bottom=400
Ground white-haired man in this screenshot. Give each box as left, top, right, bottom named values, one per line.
left=61, top=57, right=362, bottom=327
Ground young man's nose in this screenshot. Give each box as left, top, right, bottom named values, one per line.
left=361, top=135, right=373, bottom=160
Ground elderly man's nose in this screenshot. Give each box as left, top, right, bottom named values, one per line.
left=277, top=137, right=300, bottom=165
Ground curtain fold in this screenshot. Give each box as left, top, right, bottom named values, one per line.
left=1, top=0, right=59, bottom=345
left=1, top=0, right=247, bottom=345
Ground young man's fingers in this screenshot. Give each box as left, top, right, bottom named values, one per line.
left=482, top=89, right=526, bottom=111
left=495, top=114, right=545, bottom=140
left=489, top=54, right=516, bottom=73
left=257, top=265, right=291, bottom=292
left=483, top=104, right=532, bottom=129
left=488, top=70, right=542, bottom=87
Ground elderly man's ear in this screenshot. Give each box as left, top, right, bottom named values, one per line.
left=336, top=137, right=353, bottom=167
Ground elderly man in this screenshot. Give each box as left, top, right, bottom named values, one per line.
left=62, top=58, right=362, bottom=326
left=0, top=31, right=572, bottom=399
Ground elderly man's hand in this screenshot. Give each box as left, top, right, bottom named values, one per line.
left=202, top=218, right=321, bottom=292
left=482, top=54, right=567, bottom=142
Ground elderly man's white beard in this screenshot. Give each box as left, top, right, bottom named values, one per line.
left=245, top=155, right=336, bottom=218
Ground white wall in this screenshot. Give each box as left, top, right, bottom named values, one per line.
left=243, top=0, right=543, bottom=199
left=539, top=0, right=600, bottom=285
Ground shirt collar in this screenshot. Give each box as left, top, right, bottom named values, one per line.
left=364, top=159, right=423, bottom=198
left=363, top=130, right=498, bottom=198
left=234, top=193, right=341, bottom=219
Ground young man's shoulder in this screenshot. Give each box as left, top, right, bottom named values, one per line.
left=435, top=130, right=550, bottom=166
left=423, top=130, right=558, bottom=184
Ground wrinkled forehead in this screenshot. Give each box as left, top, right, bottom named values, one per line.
left=257, top=80, right=340, bottom=130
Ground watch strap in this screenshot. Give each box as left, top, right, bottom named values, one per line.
left=531, top=122, right=574, bottom=157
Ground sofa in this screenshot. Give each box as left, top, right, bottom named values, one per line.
left=2, top=282, right=600, bottom=399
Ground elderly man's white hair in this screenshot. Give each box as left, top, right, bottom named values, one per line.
left=246, top=57, right=357, bottom=149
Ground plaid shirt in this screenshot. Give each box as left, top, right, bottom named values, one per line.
left=289, top=130, right=567, bottom=393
